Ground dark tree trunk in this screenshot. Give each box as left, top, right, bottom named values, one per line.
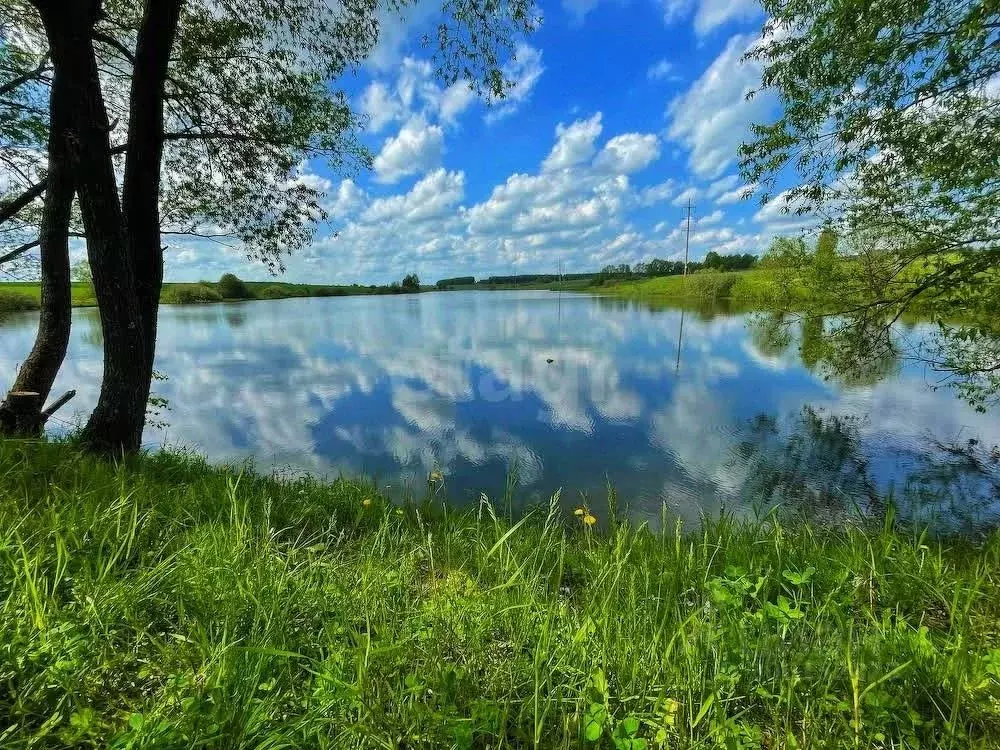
left=0, top=53, right=75, bottom=437
left=121, top=0, right=184, bottom=430
left=0, top=392, right=43, bottom=436
left=30, top=0, right=149, bottom=455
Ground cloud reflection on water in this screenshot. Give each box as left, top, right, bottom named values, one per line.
left=1, top=291, right=997, bottom=524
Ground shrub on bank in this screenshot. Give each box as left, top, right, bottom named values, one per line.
left=217, top=273, right=253, bottom=299
left=258, top=285, right=288, bottom=299
left=2, top=439, right=1000, bottom=747
left=314, top=285, right=349, bottom=296
left=688, top=270, right=740, bottom=299
left=162, top=283, right=223, bottom=304
left=0, top=290, right=39, bottom=313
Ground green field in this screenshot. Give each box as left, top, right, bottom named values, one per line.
left=2, top=439, right=999, bottom=747
left=0, top=280, right=417, bottom=312
left=590, top=269, right=802, bottom=306
left=0, top=282, right=98, bottom=310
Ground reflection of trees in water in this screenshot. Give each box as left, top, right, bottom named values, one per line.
left=920, top=327, right=1000, bottom=412
left=592, top=296, right=738, bottom=319
left=224, top=307, right=247, bottom=328
left=733, top=407, right=1000, bottom=531
left=80, top=311, right=103, bottom=350
left=895, top=438, right=1000, bottom=531
left=172, top=306, right=225, bottom=326
left=748, top=312, right=793, bottom=358
left=733, top=407, right=878, bottom=520
left=748, top=312, right=900, bottom=386
left=813, top=315, right=900, bottom=386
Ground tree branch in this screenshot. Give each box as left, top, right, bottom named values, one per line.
left=0, top=57, right=50, bottom=98
left=0, top=181, right=46, bottom=227
left=0, top=239, right=40, bottom=265
left=92, top=31, right=136, bottom=65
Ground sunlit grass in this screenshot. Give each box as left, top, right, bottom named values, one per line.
left=0, top=281, right=368, bottom=309
left=1, top=439, right=999, bottom=747
left=594, top=269, right=802, bottom=306
left=0, top=290, right=40, bottom=314
left=0, top=282, right=96, bottom=308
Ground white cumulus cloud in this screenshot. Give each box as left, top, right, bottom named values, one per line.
left=593, top=133, right=661, bottom=174
left=363, top=168, right=465, bottom=223
left=439, top=82, right=476, bottom=124
left=667, top=32, right=777, bottom=178
left=542, top=113, right=603, bottom=171
left=373, top=117, right=445, bottom=184
left=359, top=81, right=400, bottom=133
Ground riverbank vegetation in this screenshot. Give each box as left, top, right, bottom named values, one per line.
left=432, top=253, right=759, bottom=292
left=0, top=272, right=430, bottom=312
left=2, top=438, right=1000, bottom=747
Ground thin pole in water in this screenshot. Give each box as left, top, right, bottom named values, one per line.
left=683, top=198, right=692, bottom=278
left=675, top=308, right=685, bottom=374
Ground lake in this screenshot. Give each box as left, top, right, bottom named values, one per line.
left=2, top=290, right=997, bottom=528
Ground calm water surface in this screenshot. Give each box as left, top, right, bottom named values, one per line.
left=2, top=291, right=997, bottom=526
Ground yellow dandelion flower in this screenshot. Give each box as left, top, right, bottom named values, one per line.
left=362, top=497, right=373, bottom=508
left=583, top=514, right=597, bottom=526
left=573, top=507, right=586, bottom=517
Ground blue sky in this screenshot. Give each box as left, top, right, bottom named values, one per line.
left=164, top=0, right=816, bottom=284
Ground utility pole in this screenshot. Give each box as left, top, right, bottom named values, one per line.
left=683, top=198, right=692, bottom=278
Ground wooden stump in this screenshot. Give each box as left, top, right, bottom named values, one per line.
left=0, top=391, right=43, bottom=436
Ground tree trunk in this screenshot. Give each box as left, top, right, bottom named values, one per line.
left=0, top=392, right=43, bottom=436
left=0, top=52, right=75, bottom=436
left=31, top=0, right=149, bottom=455
left=121, top=0, right=184, bottom=432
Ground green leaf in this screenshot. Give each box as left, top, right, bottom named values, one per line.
left=583, top=703, right=608, bottom=742
left=620, top=716, right=640, bottom=736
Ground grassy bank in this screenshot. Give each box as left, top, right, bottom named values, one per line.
left=2, top=440, right=999, bottom=747
left=0, top=283, right=98, bottom=310
left=0, top=280, right=423, bottom=311
left=592, top=269, right=799, bottom=307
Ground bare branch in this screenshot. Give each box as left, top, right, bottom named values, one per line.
left=0, top=239, right=40, bottom=265
left=0, top=56, right=50, bottom=98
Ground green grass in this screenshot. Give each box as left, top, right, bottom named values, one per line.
left=593, top=269, right=802, bottom=306
left=0, top=282, right=97, bottom=308
left=0, top=281, right=389, bottom=309
left=2, top=440, right=999, bottom=747
left=0, top=289, right=41, bottom=314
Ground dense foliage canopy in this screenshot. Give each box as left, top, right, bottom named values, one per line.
left=744, top=0, right=1000, bottom=408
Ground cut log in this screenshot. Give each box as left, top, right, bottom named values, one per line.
left=0, top=391, right=43, bottom=436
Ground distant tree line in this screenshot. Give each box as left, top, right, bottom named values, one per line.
left=434, top=273, right=598, bottom=288
left=479, top=272, right=596, bottom=286
left=597, top=252, right=758, bottom=282
left=436, top=276, right=476, bottom=289
left=433, top=253, right=761, bottom=290
left=162, top=272, right=425, bottom=303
